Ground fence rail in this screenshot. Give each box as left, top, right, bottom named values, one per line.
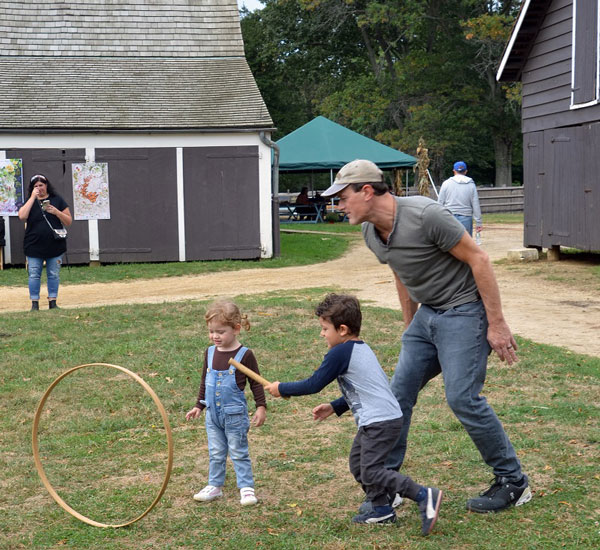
left=407, top=185, right=524, bottom=213
left=279, top=186, right=525, bottom=215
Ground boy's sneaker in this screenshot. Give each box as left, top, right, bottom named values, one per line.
left=193, top=485, right=223, bottom=502
left=466, top=475, right=532, bottom=513
left=358, top=493, right=403, bottom=514
left=240, top=487, right=258, bottom=506
left=352, top=505, right=396, bottom=524
left=418, top=487, right=442, bottom=536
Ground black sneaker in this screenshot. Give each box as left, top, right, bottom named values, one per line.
left=358, top=493, right=403, bottom=514
left=352, top=505, right=396, bottom=524
left=418, top=487, right=442, bottom=536
left=30, top=301, right=39, bottom=312
left=466, top=476, right=532, bottom=513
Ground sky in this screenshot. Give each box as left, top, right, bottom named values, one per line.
left=237, top=0, right=264, bottom=12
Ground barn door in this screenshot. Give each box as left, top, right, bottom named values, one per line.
left=523, top=132, right=544, bottom=248
left=183, top=146, right=260, bottom=261
left=5, top=148, right=86, bottom=265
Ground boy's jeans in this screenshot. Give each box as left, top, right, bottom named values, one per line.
left=385, top=300, right=523, bottom=482
left=27, top=256, right=62, bottom=300
left=205, top=407, right=253, bottom=488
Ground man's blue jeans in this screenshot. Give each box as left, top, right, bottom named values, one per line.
left=385, top=300, right=523, bottom=482
left=27, top=256, right=62, bottom=300
left=453, top=214, right=473, bottom=236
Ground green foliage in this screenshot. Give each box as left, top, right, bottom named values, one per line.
left=243, top=0, right=525, bottom=185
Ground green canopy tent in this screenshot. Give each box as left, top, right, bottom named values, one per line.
left=276, top=116, right=417, bottom=171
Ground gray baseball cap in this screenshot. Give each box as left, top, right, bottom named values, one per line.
left=321, top=159, right=384, bottom=197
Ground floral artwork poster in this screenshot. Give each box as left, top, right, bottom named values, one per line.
left=72, top=162, right=111, bottom=220
left=0, top=159, right=24, bottom=216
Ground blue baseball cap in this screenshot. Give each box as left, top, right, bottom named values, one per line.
left=453, top=161, right=467, bottom=172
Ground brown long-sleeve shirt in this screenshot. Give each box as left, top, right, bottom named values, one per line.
left=194, top=346, right=267, bottom=411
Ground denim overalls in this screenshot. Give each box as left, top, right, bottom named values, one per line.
left=204, top=345, right=254, bottom=488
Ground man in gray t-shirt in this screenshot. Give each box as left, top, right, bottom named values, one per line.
left=321, top=159, right=531, bottom=515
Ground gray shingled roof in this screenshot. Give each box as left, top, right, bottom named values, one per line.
left=0, top=0, right=273, bottom=130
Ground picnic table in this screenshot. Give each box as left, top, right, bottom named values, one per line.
left=279, top=202, right=326, bottom=223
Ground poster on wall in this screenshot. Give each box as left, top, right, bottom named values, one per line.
left=0, top=158, right=24, bottom=216
left=72, top=162, right=111, bottom=220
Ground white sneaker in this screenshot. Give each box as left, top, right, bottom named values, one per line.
left=240, top=486, right=258, bottom=506
left=193, top=485, right=223, bottom=502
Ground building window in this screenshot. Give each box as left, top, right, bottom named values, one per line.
left=571, top=0, right=600, bottom=108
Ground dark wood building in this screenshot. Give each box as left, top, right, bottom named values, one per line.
left=498, top=0, right=599, bottom=252
left=0, top=0, right=275, bottom=266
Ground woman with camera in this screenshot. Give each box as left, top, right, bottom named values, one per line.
left=18, top=174, right=72, bottom=311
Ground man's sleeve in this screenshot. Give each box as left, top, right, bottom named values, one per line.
left=278, top=343, right=352, bottom=397
left=422, top=202, right=465, bottom=252
left=472, top=184, right=482, bottom=225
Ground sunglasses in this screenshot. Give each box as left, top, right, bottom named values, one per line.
left=30, top=175, right=48, bottom=184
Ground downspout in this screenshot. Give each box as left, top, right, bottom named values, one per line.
left=259, top=131, right=281, bottom=257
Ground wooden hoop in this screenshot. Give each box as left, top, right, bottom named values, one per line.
left=32, top=363, right=174, bottom=528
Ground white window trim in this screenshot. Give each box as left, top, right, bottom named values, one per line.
left=570, top=0, right=600, bottom=109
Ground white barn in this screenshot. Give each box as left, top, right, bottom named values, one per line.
left=0, top=0, right=275, bottom=266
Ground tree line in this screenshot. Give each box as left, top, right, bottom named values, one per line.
left=241, top=0, right=523, bottom=188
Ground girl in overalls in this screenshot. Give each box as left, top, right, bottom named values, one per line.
left=186, top=300, right=266, bottom=506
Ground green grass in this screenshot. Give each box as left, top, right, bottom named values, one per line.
left=0, top=231, right=356, bottom=287
left=280, top=222, right=361, bottom=233
left=1, top=291, right=598, bottom=549
left=482, top=212, right=523, bottom=224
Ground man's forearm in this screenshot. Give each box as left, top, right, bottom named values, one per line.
left=394, top=271, right=418, bottom=326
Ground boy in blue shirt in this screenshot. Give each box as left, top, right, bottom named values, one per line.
left=265, top=294, right=442, bottom=535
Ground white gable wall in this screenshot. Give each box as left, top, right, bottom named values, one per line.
left=0, top=132, right=274, bottom=261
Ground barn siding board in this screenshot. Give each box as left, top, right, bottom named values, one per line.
left=5, top=147, right=88, bottom=265
left=523, top=102, right=600, bottom=132
left=527, top=28, right=571, bottom=57
left=523, top=132, right=544, bottom=247
left=94, top=147, right=179, bottom=263
left=524, top=44, right=570, bottom=72
left=521, top=71, right=570, bottom=96
left=522, top=82, right=571, bottom=108
left=522, top=58, right=571, bottom=86
left=534, top=15, right=571, bottom=43
left=182, top=146, right=260, bottom=261
left=523, top=97, right=569, bottom=119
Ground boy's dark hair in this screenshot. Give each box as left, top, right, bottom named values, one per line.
left=315, top=293, right=361, bottom=336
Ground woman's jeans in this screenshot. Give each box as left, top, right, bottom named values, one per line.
left=385, top=300, right=523, bottom=482
left=27, top=256, right=62, bottom=300
left=454, top=214, right=473, bottom=235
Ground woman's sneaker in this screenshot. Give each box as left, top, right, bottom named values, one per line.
left=466, top=475, right=531, bottom=513
left=193, top=485, right=223, bottom=502
left=240, top=487, right=258, bottom=506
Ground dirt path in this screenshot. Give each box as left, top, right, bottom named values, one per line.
left=2, top=225, right=599, bottom=357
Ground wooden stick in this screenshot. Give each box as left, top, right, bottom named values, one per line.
left=228, top=357, right=271, bottom=386
left=228, top=358, right=289, bottom=399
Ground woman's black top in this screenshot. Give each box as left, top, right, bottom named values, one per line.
left=23, top=195, right=68, bottom=259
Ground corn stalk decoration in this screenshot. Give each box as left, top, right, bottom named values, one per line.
left=414, top=137, right=430, bottom=197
